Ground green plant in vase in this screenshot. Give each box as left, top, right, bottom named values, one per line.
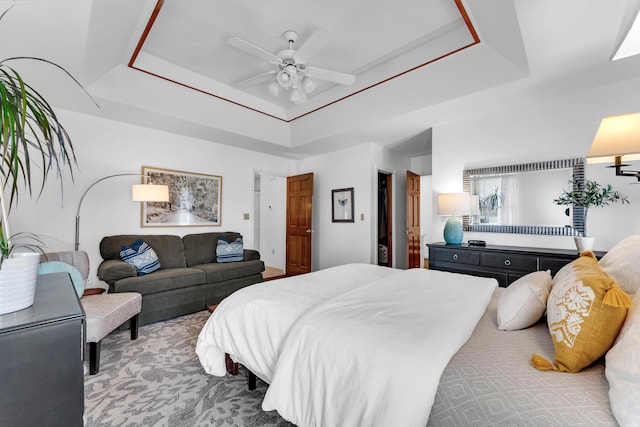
left=0, top=3, right=95, bottom=313
left=553, top=178, right=629, bottom=250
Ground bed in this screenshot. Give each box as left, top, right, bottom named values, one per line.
left=196, top=240, right=640, bottom=427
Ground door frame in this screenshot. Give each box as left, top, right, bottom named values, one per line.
left=375, top=168, right=395, bottom=268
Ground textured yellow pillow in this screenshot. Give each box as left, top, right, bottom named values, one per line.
left=531, top=251, right=632, bottom=373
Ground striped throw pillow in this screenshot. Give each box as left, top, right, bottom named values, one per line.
left=216, top=236, right=244, bottom=263
left=120, top=239, right=161, bottom=276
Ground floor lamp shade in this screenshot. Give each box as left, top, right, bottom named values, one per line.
left=438, top=193, right=471, bottom=245
left=132, top=184, right=170, bottom=202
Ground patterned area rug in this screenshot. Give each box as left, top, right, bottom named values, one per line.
left=84, top=310, right=294, bottom=427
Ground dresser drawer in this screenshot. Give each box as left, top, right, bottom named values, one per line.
left=432, top=248, right=480, bottom=266
left=481, top=252, right=537, bottom=272
left=539, top=257, right=573, bottom=276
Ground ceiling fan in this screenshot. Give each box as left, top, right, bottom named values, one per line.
left=227, top=29, right=356, bottom=104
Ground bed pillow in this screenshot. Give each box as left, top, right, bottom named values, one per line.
left=216, top=236, right=244, bottom=263
left=599, top=235, right=640, bottom=296
left=497, top=270, right=552, bottom=331
left=606, top=289, right=640, bottom=427
left=120, top=239, right=161, bottom=276
left=531, top=251, right=632, bottom=373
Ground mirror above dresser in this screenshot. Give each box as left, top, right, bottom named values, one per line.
left=463, top=158, right=585, bottom=236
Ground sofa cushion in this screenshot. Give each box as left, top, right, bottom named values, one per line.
left=100, top=235, right=187, bottom=269
left=193, top=259, right=264, bottom=284
left=183, top=232, right=241, bottom=266
left=112, top=267, right=206, bottom=295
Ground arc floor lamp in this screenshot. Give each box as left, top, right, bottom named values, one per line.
left=74, top=173, right=170, bottom=250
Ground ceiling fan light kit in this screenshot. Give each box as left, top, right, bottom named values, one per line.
left=227, top=29, right=356, bottom=104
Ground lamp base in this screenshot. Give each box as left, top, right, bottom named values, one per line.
left=443, top=217, right=463, bottom=245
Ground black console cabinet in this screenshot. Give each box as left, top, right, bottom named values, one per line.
left=428, top=242, right=605, bottom=287
left=0, top=272, right=85, bottom=426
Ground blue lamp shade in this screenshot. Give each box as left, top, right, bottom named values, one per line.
left=438, top=193, right=471, bottom=245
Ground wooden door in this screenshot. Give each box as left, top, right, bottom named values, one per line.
left=406, top=171, right=420, bottom=268
left=286, top=173, right=314, bottom=275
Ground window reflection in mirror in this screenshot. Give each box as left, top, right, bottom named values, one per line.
left=469, top=168, right=573, bottom=227
left=463, top=158, right=584, bottom=236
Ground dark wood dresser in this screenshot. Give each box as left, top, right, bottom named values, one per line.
left=0, top=272, right=85, bottom=426
left=428, top=242, right=605, bottom=287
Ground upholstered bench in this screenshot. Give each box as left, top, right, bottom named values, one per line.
left=40, top=250, right=143, bottom=375
left=82, top=292, right=142, bottom=374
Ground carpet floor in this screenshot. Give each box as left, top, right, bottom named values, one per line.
left=84, top=310, right=294, bottom=427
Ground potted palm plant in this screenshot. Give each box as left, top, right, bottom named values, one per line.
left=553, top=178, right=629, bottom=251
left=0, top=4, right=91, bottom=313
left=0, top=60, right=81, bottom=314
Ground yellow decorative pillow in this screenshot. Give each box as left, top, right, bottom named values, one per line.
left=531, top=251, right=632, bottom=373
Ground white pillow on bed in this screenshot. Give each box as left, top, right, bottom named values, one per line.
left=606, top=289, right=640, bottom=427
left=599, top=235, right=640, bottom=296
left=497, top=270, right=552, bottom=331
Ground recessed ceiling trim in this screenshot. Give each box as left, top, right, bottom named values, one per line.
left=128, top=0, right=481, bottom=123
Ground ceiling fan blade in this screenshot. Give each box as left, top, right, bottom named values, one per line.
left=227, top=37, right=282, bottom=64
left=306, top=66, right=356, bottom=86
left=293, top=29, right=329, bottom=63
left=237, top=71, right=277, bottom=88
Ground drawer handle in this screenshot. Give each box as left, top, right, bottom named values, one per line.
left=452, top=254, right=459, bottom=260
left=504, top=259, right=511, bottom=266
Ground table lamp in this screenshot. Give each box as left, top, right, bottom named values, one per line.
left=438, top=193, right=471, bottom=245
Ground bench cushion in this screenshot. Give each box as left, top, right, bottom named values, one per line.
left=82, top=292, right=142, bottom=342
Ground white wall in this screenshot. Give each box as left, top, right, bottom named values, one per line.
left=258, top=173, right=286, bottom=270
left=8, top=109, right=294, bottom=287
left=431, top=75, right=640, bottom=251
left=297, top=144, right=375, bottom=270
left=420, top=175, right=433, bottom=265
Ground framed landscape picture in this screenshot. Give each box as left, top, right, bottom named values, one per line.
left=332, top=187, right=354, bottom=223
left=141, top=166, right=222, bottom=227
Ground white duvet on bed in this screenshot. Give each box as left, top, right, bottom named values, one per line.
left=261, top=268, right=497, bottom=427
left=196, top=263, right=402, bottom=382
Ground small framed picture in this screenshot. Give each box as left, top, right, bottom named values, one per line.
left=332, top=187, right=354, bottom=223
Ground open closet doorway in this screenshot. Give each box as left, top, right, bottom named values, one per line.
left=253, top=171, right=286, bottom=279
left=377, top=171, right=393, bottom=267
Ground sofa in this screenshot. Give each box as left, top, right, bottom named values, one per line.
left=97, top=232, right=264, bottom=325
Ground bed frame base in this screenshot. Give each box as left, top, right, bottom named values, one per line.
left=225, top=353, right=257, bottom=390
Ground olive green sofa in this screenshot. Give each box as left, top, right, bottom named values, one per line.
left=97, top=232, right=264, bottom=325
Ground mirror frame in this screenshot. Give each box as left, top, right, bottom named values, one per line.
left=462, top=158, right=585, bottom=236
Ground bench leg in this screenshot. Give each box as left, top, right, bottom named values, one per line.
left=89, top=341, right=101, bottom=375
left=248, top=370, right=257, bottom=391
left=130, top=314, right=139, bottom=340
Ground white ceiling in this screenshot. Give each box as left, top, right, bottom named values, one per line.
left=134, top=0, right=474, bottom=118
left=1, top=0, right=639, bottom=159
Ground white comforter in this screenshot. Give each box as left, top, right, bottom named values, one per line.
left=196, top=263, right=402, bottom=382
left=261, top=268, right=497, bottom=427
left=196, top=264, right=497, bottom=427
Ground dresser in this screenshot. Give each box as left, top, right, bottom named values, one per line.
left=0, top=272, right=85, bottom=426
left=428, top=242, right=605, bottom=287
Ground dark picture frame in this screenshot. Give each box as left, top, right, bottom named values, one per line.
left=141, top=166, right=222, bottom=227
left=332, top=187, right=354, bottom=223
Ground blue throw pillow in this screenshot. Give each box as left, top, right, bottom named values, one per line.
left=120, top=240, right=161, bottom=276
left=216, top=236, right=244, bottom=263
